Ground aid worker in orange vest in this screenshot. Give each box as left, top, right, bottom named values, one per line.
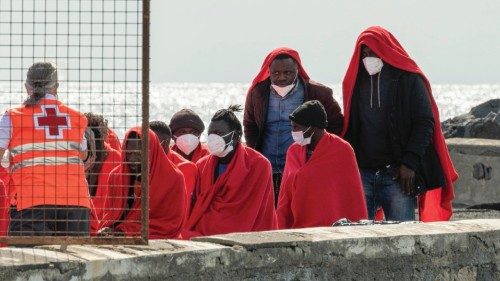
left=0, top=62, right=91, bottom=236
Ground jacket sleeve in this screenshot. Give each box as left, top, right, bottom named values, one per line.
left=401, top=75, right=435, bottom=171
left=320, top=87, right=344, bottom=135
left=243, top=90, right=259, bottom=148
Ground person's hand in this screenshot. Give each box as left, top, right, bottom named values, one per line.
left=97, top=227, right=124, bottom=237
left=97, top=227, right=113, bottom=237
left=395, top=164, right=415, bottom=195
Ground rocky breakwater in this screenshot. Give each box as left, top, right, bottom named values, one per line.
left=442, top=99, right=500, bottom=214
left=442, top=99, right=500, bottom=139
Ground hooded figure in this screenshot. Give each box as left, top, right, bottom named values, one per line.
left=244, top=47, right=343, bottom=205
left=342, top=26, right=458, bottom=221
left=98, top=127, right=186, bottom=239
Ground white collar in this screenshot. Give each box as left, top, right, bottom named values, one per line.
left=44, top=93, right=57, bottom=100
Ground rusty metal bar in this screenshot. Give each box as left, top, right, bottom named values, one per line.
left=140, top=0, right=151, bottom=244
left=0, top=0, right=147, bottom=246
left=0, top=237, right=147, bottom=246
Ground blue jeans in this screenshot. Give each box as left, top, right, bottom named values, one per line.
left=361, top=168, right=416, bottom=221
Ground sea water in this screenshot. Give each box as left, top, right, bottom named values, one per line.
left=1, top=82, right=499, bottom=140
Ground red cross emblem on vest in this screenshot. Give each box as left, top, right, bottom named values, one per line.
left=34, top=105, right=71, bottom=139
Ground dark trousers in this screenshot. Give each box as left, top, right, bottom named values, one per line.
left=272, top=173, right=283, bottom=207
left=9, top=205, right=90, bottom=236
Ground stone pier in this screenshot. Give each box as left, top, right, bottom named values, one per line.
left=0, top=219, right=498, bottom=281
left=446, top=138, right=500, bottom=208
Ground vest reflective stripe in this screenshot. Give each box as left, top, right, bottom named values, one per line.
left=10, top=141, right=81, bottom=157
left=11, top=156, right=83, bottom=173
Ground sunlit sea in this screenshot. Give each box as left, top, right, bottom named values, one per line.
left=1, top=83, right=499, bottom=141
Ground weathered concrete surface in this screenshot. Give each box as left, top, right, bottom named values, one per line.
left=447, top=138, right=500, bottom=207
left=0, top=219, right=499, bottom=281
left=451, top=209, right=500, bottom=220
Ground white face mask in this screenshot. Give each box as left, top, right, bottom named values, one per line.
left=207, top=131, right=235, bottom=157
left=175, top=134, right=200, bottom=155
left=271, top=75, right=297, bottom=97
left=363, top=57, right=384, bottom=75
left=291, top=127, right=313, bottom=146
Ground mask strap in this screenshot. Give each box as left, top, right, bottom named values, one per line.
left=221, top=130, right=235, bottom=139
left=303, top=126, right=316, bottom=140
left=221, top=130, right=236, bottom=148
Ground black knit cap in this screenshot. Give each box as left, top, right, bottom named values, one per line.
left=169, top=109, right=205, bottom=133
left=289, top=100, right=328, bottom=129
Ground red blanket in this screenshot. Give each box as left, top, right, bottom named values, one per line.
left=172, top=143, right=209, bottom=163
left=341, top=26, right=458, bottom=221
left=184, top=145, right=277, bottom=239
left=167, top=150, right=198, bottom=212
left=100, top=127, right=186, bottom=239
left=105, top=128, right=122, bottom=152
left=247, top=47, right=310, bottom=95
left=89, top=147, right=121, bottom=234
left=277, top=133, right=367, bottom=228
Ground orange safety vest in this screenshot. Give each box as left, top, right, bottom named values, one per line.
left=7, top=98, right=91, bottom=210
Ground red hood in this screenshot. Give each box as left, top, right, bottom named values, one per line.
left=247, top=47, right=310, bottom=95
left=342, top=26, right=458, bottom=221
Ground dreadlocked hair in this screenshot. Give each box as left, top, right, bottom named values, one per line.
left=84, top=113, right=109, bottom=142
left=24, top=62, right=58, bottom=106
left=211, top=105, right=242, bottom=139
left=84, top=113, right=109, bottom=173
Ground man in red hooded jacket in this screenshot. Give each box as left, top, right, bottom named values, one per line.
left=244, top=47, right=343, bottom=205
left=342, top=26, right=458, bottom=222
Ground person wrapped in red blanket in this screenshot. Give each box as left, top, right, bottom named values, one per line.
left=183, top=105, right=277, bottom=239
left=150, top=120, right=198, bottom=214
left=82, top=113, right=122, bottom=234
left=97, top=127, right=186, bottom=239
left=277, top=101, right=367, bottom=228
left=341, top=26, right=458, bottom=221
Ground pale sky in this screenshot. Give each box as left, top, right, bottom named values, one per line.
left=150, top=0, right=500, bottom=84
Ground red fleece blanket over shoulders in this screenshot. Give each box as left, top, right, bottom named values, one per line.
left=184, top=145, right=277, bottom=239
left=277, top=133, right=367, bottom=228
left=100, top=127, right=186, bottom=239
left=89, top=146, right=121, bottom=234
left=167, top=150, right=198, bottom=213
left=341, top=26, right=458, bottom=221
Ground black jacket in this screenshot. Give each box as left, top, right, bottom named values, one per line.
left=345, top=67, right=445, bottom=190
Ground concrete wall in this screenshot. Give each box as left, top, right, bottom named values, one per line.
left=447, top=138, right=500, bottom=207
left=0, top=219, right=498, bottom=281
